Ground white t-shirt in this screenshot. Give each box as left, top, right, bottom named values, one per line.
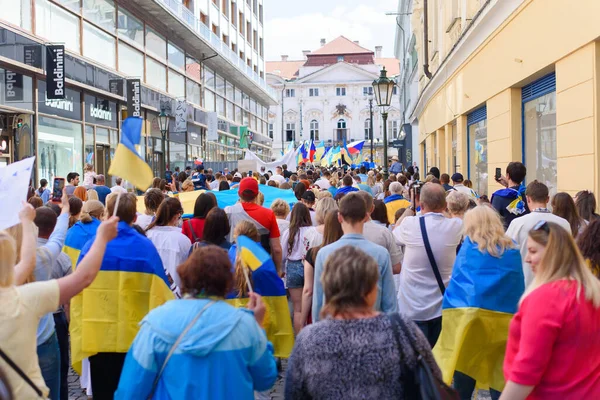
left=453, top=184, right=476, bottom=198
left=276, top=218, right=290, bottom=235
left=270, top=174, right=286, bottom=184
left=0, top=280, right=59, bottom=399
left=314, top=178, right=331, bottom=190
left=281, top=226, right=312, bottom=262
left=110, top=185, right=127, bottom=194
left=135, top=213, right=154, bottom=230
left=506, top=210, right=571, bottom=287
left=146, top=226, right=192, bottom=297
left=210, top=180, right=220, bottom=190
left=395, top=213, right=463, bottom=320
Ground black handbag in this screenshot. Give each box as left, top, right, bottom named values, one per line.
left=389, top=314, right=459, bottom=400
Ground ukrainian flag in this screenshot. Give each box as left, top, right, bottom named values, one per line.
left=108, top=117, right=153, bottom=190
left=433, top=237, right=524, bottom=392
left=63, top=218, right=101, bottom=269
left=226, top=236, right=294, bottom=358
left=341, top=139, right=353, bottom=165
left=70, top=222, right=175, bottom=374
left=314, top=141, right=325, bottom=163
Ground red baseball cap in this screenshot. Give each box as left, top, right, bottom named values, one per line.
left=238, top=177, right=259, bottom=197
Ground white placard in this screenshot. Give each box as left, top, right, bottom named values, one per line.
left=207, top=112, right=218, bottom=141
left=0, top=156, right=35, bottom=231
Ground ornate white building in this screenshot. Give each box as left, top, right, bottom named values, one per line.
left=266, top=37, right=407, bottom=164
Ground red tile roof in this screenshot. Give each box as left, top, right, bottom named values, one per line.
left=266, top=60, right=305, bottom=80
left=375, top=58, right=400, bottom=76
left=311, top=36, right=374, bottom=56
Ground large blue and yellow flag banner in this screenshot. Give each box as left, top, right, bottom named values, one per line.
left=433, top=237, right=524, bottom=392
left=226, top=235, right=294, bottom=358
left=108, top=117, right=153, bottom=190
left=70, top=222, right=174, bottom=374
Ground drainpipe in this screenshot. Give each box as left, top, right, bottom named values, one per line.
left=423, top=0, right=433, bottom=79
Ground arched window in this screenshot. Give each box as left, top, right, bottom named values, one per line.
left=310, top=120, right=319, bottom=141
left=364, top=119, right=371, bottom=140
left=337, top=119, right=346, bottom=129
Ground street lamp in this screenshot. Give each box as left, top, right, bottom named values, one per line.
left=158, top=111, right=170, bottom=176
left=372, top=66, right=395, bottom=179
left=368, top=96, right=374, bottom=165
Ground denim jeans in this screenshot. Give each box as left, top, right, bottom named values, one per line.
left=453, top=371, right=501, bottom=400
left=37, top=331, right=60, bottom=400
left=414, top=316, right=442, bottom=348
left=53, top=312, right=69, bottom=400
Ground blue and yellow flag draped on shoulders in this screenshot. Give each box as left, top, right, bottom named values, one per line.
left=69, top=222, right=174, bottom=374
left=433, top=237, right=524, bottom=392
left=226, top=236, right=294, bottom=358
left=63, top=218, right=101, bottom=269
left=108, top=117, right=153, bottom=190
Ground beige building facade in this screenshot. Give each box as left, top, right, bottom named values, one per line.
left=406, top=0, right=600, bottom=199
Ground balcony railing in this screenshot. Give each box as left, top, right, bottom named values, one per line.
left=155, top=0, right=277, bottom=100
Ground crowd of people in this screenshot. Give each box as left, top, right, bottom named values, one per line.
left=2, top=157, right=600, bottom=400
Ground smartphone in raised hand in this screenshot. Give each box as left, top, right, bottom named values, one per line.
left=495, top=167, right=502, bottom=181
left=52, top=178, right=65, bottom=201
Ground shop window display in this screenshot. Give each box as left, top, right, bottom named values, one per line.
left=37, top=116, right=83, bottom=183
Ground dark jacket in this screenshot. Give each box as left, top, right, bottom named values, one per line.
left=491, top=185, right=530, bottom=230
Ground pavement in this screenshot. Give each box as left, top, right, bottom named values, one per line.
left=68, top=359, right=492, bottom=399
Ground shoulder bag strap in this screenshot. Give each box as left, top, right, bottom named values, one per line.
left=187, top=219, right=199, bottom=242
left=0, top=347, right=44, bottom=398
left=147, top=300, right=215, bottom=400
left=419, top=216, right=446, bottom=295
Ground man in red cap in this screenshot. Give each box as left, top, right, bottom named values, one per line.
left=225, top=177, right=283, bottom=274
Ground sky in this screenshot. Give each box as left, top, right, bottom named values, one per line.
left=263, top=0, right=399, bottom=61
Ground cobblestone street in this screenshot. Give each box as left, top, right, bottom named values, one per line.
left=67, top=360, right=492, bottom=400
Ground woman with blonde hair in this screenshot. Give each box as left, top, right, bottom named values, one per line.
left=86, top=189, right=99, bottom=201
left=270, top=199, right=290, bottom=234
left=501, top=221, right=600, bottom=400
left=435, top=206, right=524, bottom=400
left=303, top=197, right=337, bottom=251
left=228, top=220, right=260, bottom=297
left=0, top=204, right=118, bottom=399
left=300, top=209, right=343, bottom=329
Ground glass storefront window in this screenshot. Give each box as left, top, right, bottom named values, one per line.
left=205, top=67, right=215, bottom=90
left=85, top=125, right=94, bottom=165
left=96, top=127, right=109, bottom=144
left=186, top=57, right=201, bottom=81
left=169, top=141, right=186, bottom=171
left=468, top=120, right=488, bottom=196
left=226, top=81, right=234, bottom=101
left=83, top=22, right=116, bottom=69
left=235, top=88, right=242, bottom=106
left=205, top=89, right=215, bottom=112
left=83, top=0, right=115, bottom=32
left=146, top=57, right=167, bottom=92
left=186, top=79, right=201, bottom=106
left=37, top=116, right=83, bottom=183
left=2, top=0, right=32, bottom=31
left=168, top=42, right=185, bottom=71
left=117, top=8, right=144, bottom=47
left=36, top=0, right=80, bottom=53
left=146, top=26, right=166, bottom=60
left=216, top=75, right=225, bottom=97
left=524, top=92, right=557, bottom=196
left=217, top=95, right=225, bottom=118
left=118, top=41, right=143, bottom=78
left=226, top=101, right=233, bottom=121
left=168, top=69, right=185, bottom=98
left=451, top=122, right=458, bottom=173
left=0, top=69, right=34, bottom=110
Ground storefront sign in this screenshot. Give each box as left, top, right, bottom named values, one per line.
left=85, top=94, right=117, bottom=126
left=187, top=124, right=203, bottom=145
left=174, top=100, right=187, bottom=133
left=4, top=70, right=23, bottom=102
left=38, top=80, right=81, bottom=120
left=126, top=79, right=141, bottom=118
left=24, top=45, right=42, bottom=68
left=46, top=45, right=65, bottom=100
left=207, top=112, right=218, bottom=141
left=109, top=79, right=124, bottom=96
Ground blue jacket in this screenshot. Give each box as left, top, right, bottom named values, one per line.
left=115, top=299, right=277, bottom=400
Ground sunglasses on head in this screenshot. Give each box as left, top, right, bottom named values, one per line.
left=533, top=220, right=550, bottom=233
